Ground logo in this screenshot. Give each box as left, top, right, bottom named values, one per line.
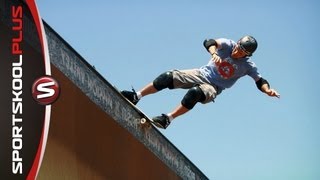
left=216, top=58, right=239, bottom=79
left=32, top=76, right=60, bottom=105
left=218, top=61, right=234, bottom=79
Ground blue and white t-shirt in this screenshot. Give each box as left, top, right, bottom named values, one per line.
left=200, top=38, right=261, bottom=91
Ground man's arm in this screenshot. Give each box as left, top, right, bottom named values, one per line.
left=203, top=39, right=222, bottom=64
left=203, top=39, right=217, bottom=54
left=255, top=77, right=280, bottom=98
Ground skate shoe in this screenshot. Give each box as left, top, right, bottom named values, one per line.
left=121, top=89, right=139, bottom=105
left=152, top=114, right=171, bottom=129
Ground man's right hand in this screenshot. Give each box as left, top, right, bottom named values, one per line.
left=211, top=53, right=222, bottom=65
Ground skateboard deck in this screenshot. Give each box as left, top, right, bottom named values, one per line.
left=113, top=86, right=162, bottom=129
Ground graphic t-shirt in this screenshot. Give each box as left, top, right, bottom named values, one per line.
left=200, top=38, right=261, bottom=91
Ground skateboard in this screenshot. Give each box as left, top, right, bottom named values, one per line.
left=112, top=86, right=162, bottom=128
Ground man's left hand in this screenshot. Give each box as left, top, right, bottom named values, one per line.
left=265, top=88, right=280, bottom=98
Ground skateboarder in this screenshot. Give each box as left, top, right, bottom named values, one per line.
left=122, top=35, right=280, bottom=129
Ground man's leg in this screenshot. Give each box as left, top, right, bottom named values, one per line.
left=168, top=104, right=190, bottom=119
left=121, top=71, right=173, bottom=104
left=138, top=83, right=158, bottom=97
left=152, top=86, right=206, bottom=129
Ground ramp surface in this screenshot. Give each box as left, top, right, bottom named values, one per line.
left=37, top=22, right=208, bottom=180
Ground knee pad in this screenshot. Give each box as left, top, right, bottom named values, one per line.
left=153, top=71, right=174, bottom=90
left=181, top=86, right=206, bottom=110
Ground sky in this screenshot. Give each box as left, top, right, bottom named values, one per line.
left=37, top=0, right=320, bottom=179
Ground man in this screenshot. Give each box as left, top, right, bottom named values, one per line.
left=122, top=35, right=280, bottom=129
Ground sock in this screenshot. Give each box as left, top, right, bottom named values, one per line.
left=136, top=91, right=142, bottom=99
left=166, top=113, right=174, bottom=122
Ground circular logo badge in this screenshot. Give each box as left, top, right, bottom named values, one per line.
left=218, top=61, right=235, bottom=79
left=32, top=76, right=60, bottom=105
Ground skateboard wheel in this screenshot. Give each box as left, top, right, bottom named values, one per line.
left=141, top=118, right=147, bottom=124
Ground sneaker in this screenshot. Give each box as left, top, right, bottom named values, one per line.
left=121, top=89, right=139, bottom=105
left=152, top=114, right=171, bottom=129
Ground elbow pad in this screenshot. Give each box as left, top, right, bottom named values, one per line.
left=256, top=77, right=270, bottom=91
left=203, top=39, right=217, bottom=51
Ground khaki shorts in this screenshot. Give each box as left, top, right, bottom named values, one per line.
left=171, top=69, right=219, bottom=103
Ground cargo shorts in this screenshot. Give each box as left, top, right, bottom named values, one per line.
left=170, top=69, right=219, bottom=103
